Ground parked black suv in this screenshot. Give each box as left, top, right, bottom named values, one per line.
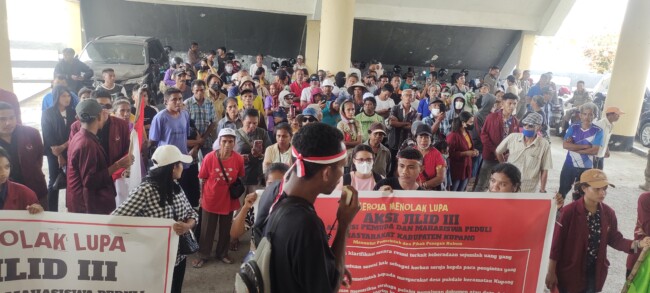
left=79, top=35, right=168, bottom=97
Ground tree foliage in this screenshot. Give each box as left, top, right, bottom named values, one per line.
left=583, top=34, right=618, bottom=74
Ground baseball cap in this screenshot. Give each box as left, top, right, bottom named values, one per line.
left=321, top=79, right=335, bottom=88
left=172, top=69, right=186, bottom=77
left=309, top=74, right=319, bottom=82
left=297, top=55, right=304, bottom=60
left=311, top=87, right=323, bottom=97
left=415, top=124, right=432, bottom=137
left=75, top=99, right=103, bottom=122
left=218, top=128, right=237, bottom=139
left=522, top=112, right=543, bottom=126
left=605, top=107, right=625, bottom=115
left=368, top=122, right=386, bottom=135
left=150, top=145, right=192, bottom=170
left=363, top=92, right=374, bottom=100
left=578, top=169, right=615, bottom=188
left=302, top=107, right=319, bottom=120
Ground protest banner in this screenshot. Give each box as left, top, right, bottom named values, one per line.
left=0, top=211, right=178, bottom=293
left=314, top=191, right=556, bottom=293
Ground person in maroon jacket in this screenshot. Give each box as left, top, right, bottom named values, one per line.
left=0, top=147, right=43, bottom=213
left=546, top=169, right=650, bottom=293
left=0, top=87, right=22, bottom=125
left=67, top=99, right=132, bottom=215
left=445, top=111, right=479, bottom=191
left=476, top=92, right=519, bottom=191
left=69, top=90, right=131, bottom=179
left=0, top=102, right=47, bottom=208
left=627, top=192, right=650, bottom=276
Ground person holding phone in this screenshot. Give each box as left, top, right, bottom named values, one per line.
left=235, top=109, right=272, bottom=194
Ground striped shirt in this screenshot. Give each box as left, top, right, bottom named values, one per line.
left=564, top=123, right=603, bottom=168
left=496, top=133, right=553, bottom=192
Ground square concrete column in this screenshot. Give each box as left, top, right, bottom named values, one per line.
left=518, top=32, right=536, bottom=71
left=305, top=20, right=320, bottom=74
left=317, top=0, right=355, bottom=75
left=0, top=0, right=13, bottom=92
left=604, top=0, right=650, bottom=149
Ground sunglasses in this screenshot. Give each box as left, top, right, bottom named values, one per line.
left=304, top=116, right=318, bottom=122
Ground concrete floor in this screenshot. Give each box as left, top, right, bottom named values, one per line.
left=21, top=92, right=647, bottom=292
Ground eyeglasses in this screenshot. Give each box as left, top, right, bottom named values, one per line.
left=354, top=158, right=373, bottom=163
left=304, top=116, right=318, bottom=122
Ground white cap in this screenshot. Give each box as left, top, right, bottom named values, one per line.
left=363, top=92, right=374, bottom=100
left=297, top=55, right=304, bottom=60
left=218, top=128, right=237, bottom=139
left=321, top=79, right=334, bottom=88
left=151, top=145, right=192, bottom=170
left=279, top=90, right=294, bottom=100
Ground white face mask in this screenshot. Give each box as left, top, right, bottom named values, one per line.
left=355, top=161, right=373, bottom=175
left=455, top=101, right=463, bottom=110
left=430, top=108, right=440, bottom=117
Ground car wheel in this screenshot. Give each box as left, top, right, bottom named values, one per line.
left=641, top=122, right=650, bottom=147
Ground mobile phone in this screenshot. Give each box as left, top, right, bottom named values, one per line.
left=289, top=106, right=296, bottom=118
left=253, top=140, right=263, bottom=154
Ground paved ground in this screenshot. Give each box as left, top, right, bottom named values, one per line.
left=21, top=92, right=646, bottom=292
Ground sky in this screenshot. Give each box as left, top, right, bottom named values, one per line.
left=530, top=0, right=629, bottom=73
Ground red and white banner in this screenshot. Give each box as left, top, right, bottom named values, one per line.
left=0, top=211, right=178, bottom=292
left=314, top=191, right=556, bottom=293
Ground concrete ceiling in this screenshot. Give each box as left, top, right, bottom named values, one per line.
left=127, top=0, right=575, bottom=36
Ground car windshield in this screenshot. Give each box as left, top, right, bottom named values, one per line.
left=80, top=42, right=146, bottom=65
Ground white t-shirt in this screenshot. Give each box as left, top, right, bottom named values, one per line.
left=249, top=64, right=268, bottom=76
left=375, top=96, right=395, bottom=112
left=300, top=86, right=315, bottom=103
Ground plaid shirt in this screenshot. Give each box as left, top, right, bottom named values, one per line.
left=184, top=96, right=216, bottom=149
left=112, top=181, right=199, bottom=266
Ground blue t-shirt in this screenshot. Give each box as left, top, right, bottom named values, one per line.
left=417, top=98, right=431, bottom=118
left=149, top=109, right=190, bottom=167
left=563, top=123, right=603, bottom=168
left=321, top=101, right=341, bottom=127
left=41, top=92, right=79, bottom=111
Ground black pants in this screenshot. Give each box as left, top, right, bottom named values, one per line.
left=593, top=157, right=604, bottom=170
left=171, top=258, right=186, bottom=293
left=559, top=165, right=588, bottom=199
left=178, top=164, right=200, bottom=207
left=45, top=154, right=61, bottom=212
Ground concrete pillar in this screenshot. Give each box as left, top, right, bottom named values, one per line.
left=317, top=0, right=355, bottom=75
left=65, top=0, right=83, bottom=53
left=604, top=0, right=650, bottom=150
left=305, top=20, right=320, bottom=74
left=0, top=0, right=12, bottom=92
left=517, top=32, right=536, bottom=71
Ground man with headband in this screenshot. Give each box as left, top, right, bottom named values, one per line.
left=254, top=123, right=360, bottom=292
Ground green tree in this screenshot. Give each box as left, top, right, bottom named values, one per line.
left=583, top=34, right=618, bottom=74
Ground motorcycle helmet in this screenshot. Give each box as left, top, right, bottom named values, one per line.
left=393, top=65, right=402, bottom=75
left=438, top=68, right=448, bottom=78
left=271, top=61, right=280, bottom=72
left=280, top=60, right=290, bottom=69
left=288, top=58, right=296, bottom=66
left=225, top=52, right=235, bottom=61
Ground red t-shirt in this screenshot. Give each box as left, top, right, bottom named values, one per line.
left=290, top=81, right=309, bottom=109
left=418, top=147, right=447, bottom=182
left=198, top=150, right=245, bottom=215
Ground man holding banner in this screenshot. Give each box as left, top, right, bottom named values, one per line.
left=265, top=123, right=360, bottom=292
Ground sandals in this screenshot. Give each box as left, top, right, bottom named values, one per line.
left=192, top=258, right=208, bottom=268
left=220, top=256, right=234, bottom=264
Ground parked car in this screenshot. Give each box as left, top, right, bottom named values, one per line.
left=79, top=35, right=169, bottom=98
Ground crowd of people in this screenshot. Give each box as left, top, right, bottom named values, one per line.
left=0, top=42, right=647, bottom=293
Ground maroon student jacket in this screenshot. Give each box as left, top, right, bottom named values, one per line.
left=12, top=125, right=47, bottom=205
left=480, top=110, right=519, bottom=161
left=550, top=198, right=632, bottom=292
left=69, top=116, right=130, bottom=167
left=66, top=128, right=116, bottom=214
left=627, top=192, right=650, bottom=270
left=1, top=180, right=38, bottom=210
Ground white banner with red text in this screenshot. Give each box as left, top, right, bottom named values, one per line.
left=0, top=211, right=178, bottom=293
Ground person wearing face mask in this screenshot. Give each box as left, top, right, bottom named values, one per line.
left=446, top=111, right=479, bottom=191
left=446, top=94, right=466, bottom=123
left=414, top=124, right=446, bottom=191
left=417, top=84, right=440, bottom=118
left=495, top=112, right=552, bottom=193
left=219, top=61, right=235, bottom=86
left=423, top=99, right=449, bottom=145
left=476, top=93, right=520, bottom=192
left=337, top=144, right=384, bottom=191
